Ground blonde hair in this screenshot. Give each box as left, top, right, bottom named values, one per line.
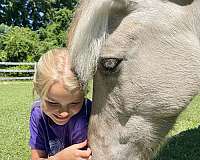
left=33, top=48, right=82, bottom=99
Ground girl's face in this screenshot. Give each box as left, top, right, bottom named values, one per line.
left=42, top=81, right=84, bottom=125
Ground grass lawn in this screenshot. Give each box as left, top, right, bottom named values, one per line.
left=154, top=95, right=200, bottom=160
left=0, top=81, right=199, bottom=160
left=0, top=81, right=33, bottom=160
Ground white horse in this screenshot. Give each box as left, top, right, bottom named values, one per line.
left=68, top=0, right=200, bottom=159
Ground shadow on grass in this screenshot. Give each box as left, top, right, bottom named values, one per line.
left=154, top=125, right=200, bottom=160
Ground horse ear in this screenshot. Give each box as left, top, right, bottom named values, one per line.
left=162, top=0, right=193, bottom=6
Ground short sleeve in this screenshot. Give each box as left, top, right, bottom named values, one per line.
left=29, top=103, right=46, bottom=151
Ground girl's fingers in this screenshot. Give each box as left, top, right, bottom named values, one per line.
left=78, top=148, right=92, bottom=158
left=70, top=140, right=87, bottom=149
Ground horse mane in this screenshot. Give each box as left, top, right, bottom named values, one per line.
left=67, top=0, right=129, bottom=85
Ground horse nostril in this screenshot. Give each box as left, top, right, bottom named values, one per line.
left=99, top=58, right=123, bottom=73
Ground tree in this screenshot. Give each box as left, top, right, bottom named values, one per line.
left=36, top=8, right=73, bottom=50
left=0, top=0, right=77, bottom=62
left=0, top=0, right=78, bottom=30
left=0, top=1, right=30, bottom=28
left=50, top=0, right=78, bottom=10
left=0, top=23, right=11, bottom=35
left=0, top=26, right=40, bottom=62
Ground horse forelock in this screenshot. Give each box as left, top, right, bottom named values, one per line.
left=68, top=0, right=114, bottom=86
left=68, top=0, right=131, bottom=86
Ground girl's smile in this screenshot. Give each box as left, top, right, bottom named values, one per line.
left=53, top=113, right=69, bottom=120
left=43, top=81, right=84, bottom=125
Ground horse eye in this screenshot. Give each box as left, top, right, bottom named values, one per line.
left=99, top=58, right=123, bottom=73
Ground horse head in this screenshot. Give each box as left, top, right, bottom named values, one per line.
left=68, top=0, right=200, bottom=159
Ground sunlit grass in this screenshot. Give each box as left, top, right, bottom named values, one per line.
left=170, top=95, right=200, bottom=135
left=154, top=95, right=200, bottom=160
left=0, top=81, right=33, bottom=160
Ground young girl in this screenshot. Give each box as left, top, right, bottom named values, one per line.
left=30, top=48, right=92, bottom=160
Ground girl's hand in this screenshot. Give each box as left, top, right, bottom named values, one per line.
left=53, top=140, right=92, bottom=160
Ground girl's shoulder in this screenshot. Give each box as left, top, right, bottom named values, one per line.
left=85, top=98, right=92, bottom=121
left=85, top=98, right=92, bottom=108
left=83, top=98, right=92, bottom=112
left=32, top=99, right=41, bottom=108
left=30, top=99, right=43, bottom=121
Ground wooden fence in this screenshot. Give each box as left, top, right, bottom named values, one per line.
left=0, top=62, right=36, bottom=81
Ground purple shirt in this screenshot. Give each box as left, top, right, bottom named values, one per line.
left=29, top=99, right=91, bottom=156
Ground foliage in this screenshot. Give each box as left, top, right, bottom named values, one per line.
left=0, top=24, right=10, bottom=58
left=0, top=26, right=40, bottom=62
left=0, top=1, right=76, bottom=64
left=0, top=0, right=77, bottom=78
left=37, top=8, right=73, bottom=48
left=0, top=23, right=11, bottom=35
left=0, top=9, right=74, bottom=61
left=0, top=50, right=7, bottom=62
left=0, top=0, right=78, bottom=30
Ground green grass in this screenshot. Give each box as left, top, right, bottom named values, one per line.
left=0, top=81, right=33, bottom=160
left=154, top=95, right=200, bottom=160
left=0, top=81, right=199, bottom=160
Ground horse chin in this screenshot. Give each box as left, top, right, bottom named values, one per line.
left=88, top=140, right=148, bottom=160
left=88, top=114, right=153, bottom=160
